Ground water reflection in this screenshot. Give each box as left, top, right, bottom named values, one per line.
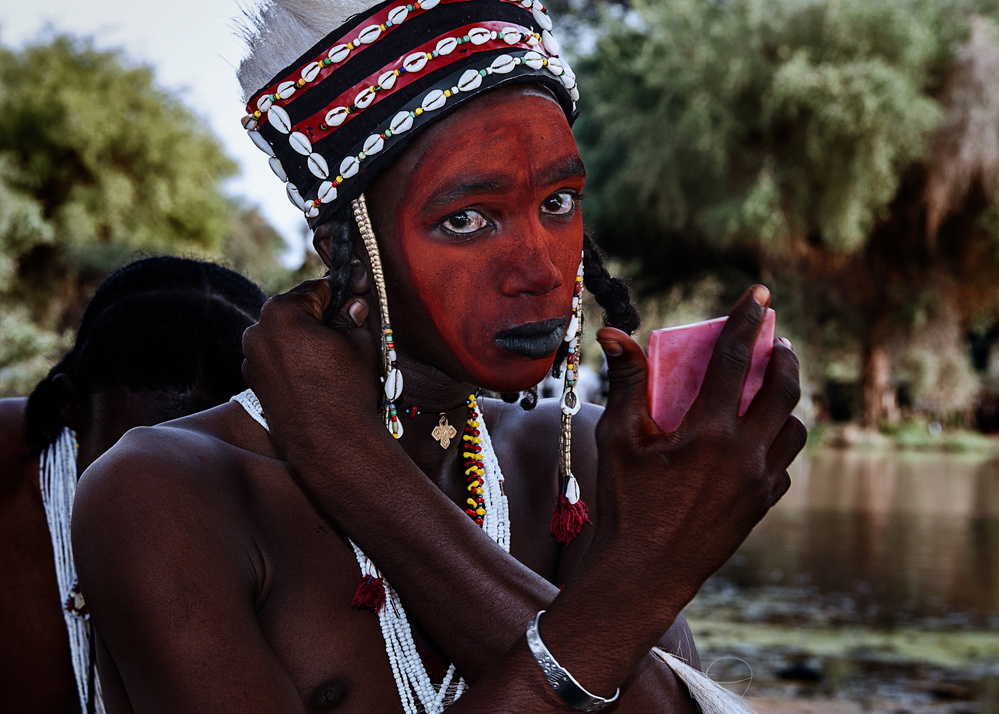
left=714, top=447, right=999, bottom=625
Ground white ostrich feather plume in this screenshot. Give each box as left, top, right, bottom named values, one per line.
left=237, top=0, right=379, bottom=101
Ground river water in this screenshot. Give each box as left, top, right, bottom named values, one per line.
left=685, top=446, right=999, bottom=711
left=712, top=447, right=999, bottom=626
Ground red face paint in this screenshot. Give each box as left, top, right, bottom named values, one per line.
left=367, top=87, right=586, bottom=392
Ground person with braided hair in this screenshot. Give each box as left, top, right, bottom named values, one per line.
left=72, top=2, right=805, bottom=712
left=0, top=256, right=266, bottom=714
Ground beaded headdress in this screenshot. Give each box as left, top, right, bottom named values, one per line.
left=240, top=0, right=579, bottom=228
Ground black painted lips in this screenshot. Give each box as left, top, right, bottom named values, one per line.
left=494, top=317, right=568, bottom=359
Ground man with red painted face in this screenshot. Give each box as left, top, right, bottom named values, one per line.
left=72, top=1, right=806, bottom=712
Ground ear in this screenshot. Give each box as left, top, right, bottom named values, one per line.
left=313, top=226, right=335, bottom=269
left=51, top=373, right=85, bottom=433
left=350, top=247, right=372, bottom=295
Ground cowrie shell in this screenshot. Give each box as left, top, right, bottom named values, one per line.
left=317, top=181, right=337, bottom=203
left=422, top=89, right=446, bottom=111
left=308, top=153, right=329, bottom=179
left=256, top=94, right=274, bottom=112
left=378, top=70, right=398, bottom=91
left=560, top=387, right=581, bottom=416
left=468, top=27, right=491, bottom=45
left=502, top=28, right=522, bottom=44
left=490, top=54, right=516, bottom=74
left=436, top=37, right=458, bottom=56
left=358, top=24, right=382, bottom=44
left=328, top=44, right=351, bottom=63
left=301, top=61, right=321, bottom=83
left=276, top=80, right=297, bottom=100
left=546, top=57, right=565, bottom=77
left=388, top=6, right=409, bottom=24
left=247, top=130, right=274, bottom=156
left=289, top=131, right=312, bottom=156
left=404, top=52, right=428, bottom=72
left=565, top=475, right=580, bottom=505
left=523, top=51, right=545, bottom=70
left=390, top=111, right=414, bottom=134
left=355, top=87, right=376, bottom=109
left=268, top=105, right=292, bottom=134
left=384, top=368, right=403, bottom=400
left=286, top=183, right=305, bottom=210
left=564, top=314, right=579, bottom=341
left=340, top=156, right=360, bottom=178
left=457, top=69, right=483, bottom=92
left=420, top=0, right=440, bottom=8
left=325, top=107, right=349, bottom=127
left=241, top=115, right=258, bottom=130
left=533, top=3, right=553, bottom=31
left=542, top=29, right=560, bottom=57
left=268, top=156, right=287, bottom=182
left=304, top=200, right=319, bottom=219
left=363, top=134, right=384, bottom=155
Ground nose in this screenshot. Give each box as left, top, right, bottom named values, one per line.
left=498, top=223, right=564, bottom=297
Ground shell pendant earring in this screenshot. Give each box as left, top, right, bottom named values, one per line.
left=550, top=252, right=591, bottom=544
left=352, top=194, right=404, bottom=438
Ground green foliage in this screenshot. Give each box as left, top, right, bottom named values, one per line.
left=0, top=36, right=299, bottom=397
left=0, top=35, right=240, bottom=334
left=574, top=0, right=989, bottom=271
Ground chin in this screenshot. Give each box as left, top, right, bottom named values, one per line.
left=469, top=354, right=558, bottom=394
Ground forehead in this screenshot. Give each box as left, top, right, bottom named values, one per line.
left=371, top=85, right=581, bottom=204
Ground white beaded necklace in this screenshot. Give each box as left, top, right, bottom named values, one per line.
left=39, top=427, right=105, bottom=714
left=231, top=389, right=510, bottom=713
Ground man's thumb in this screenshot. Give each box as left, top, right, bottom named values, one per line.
left=597, top=327, right=653, bottom=431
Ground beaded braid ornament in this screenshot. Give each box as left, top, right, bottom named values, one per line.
left=230, top=388, right=510, bottom=714
left=352, top=195, right=405, bottom=439
left=39, top=427, right=106, bottom=714
left=550, top=254, right=591, bottom=545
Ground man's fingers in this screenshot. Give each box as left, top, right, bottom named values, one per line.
left=697, top=285, right=770, bottom=414
left=329, top=297, right=370, bottom=331
left=766, top=415, right=808, bottom=476
left=280, top=278, right=335, bottom=322
left=597, top=327, right=656, bottom=438
left=743, top=339, right=800, bottom=440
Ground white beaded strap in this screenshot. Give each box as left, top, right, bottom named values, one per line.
left=231, top=388, right=508, bottom=714
left=40, top=427, right=106, bottom=714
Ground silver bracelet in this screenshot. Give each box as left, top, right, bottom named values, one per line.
left=525, top=610, right=621, bottom=712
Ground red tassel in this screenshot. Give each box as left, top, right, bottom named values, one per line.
left=351, top=576, right=386, bottom=613
left=550, top=492, right=591, bottom=545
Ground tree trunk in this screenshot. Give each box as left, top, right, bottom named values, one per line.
left=861, top=335, right=900, bottom=428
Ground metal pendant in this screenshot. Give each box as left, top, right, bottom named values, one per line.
left=431, top=415, right=457, bottom=449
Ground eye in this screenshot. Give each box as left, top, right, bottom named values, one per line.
left=541, top=191, right=580, bottom=216
left=440, top=209, right=491, bottom=235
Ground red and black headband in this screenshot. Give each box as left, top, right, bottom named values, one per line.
left=242, top=0, right=578, bottom=227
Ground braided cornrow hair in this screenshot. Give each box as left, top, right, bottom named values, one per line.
left=320, top=205, right=640, bottom=408
left=23, top=256, right=267, bottom=453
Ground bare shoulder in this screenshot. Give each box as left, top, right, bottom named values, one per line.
left=0, top=398, right=31, bottom=496
left=72, top=402, right=271, bottom=601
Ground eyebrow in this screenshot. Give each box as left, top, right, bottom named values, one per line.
left=542, top=155, right=586, bottom=186
left=420, top=178, right=508, bottom=214
left=420, top=155, right=586, bottom=215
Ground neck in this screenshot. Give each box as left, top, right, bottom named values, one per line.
left=391, top=351, right=480, bottom=493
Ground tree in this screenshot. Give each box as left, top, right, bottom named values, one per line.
left=573, top=0, right=999, bottom=426
left=0, top=36, right=296, bottom=396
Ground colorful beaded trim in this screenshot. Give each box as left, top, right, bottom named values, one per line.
left=267, top=21, right=544, bottom=148
left=283, top=50, right=577, bottom=220
left=244, top=0, right=556, bottom=120
left=462, top=393, right=486, bottom=525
